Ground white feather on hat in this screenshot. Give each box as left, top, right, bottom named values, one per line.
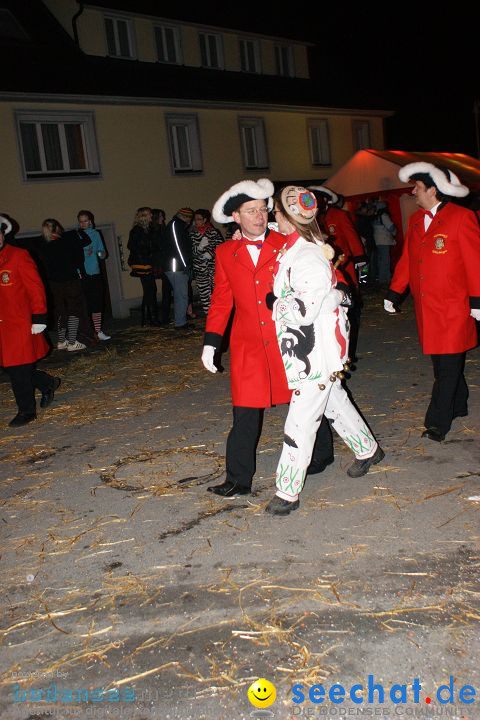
left=398, top=162, right=469, bottom=198
left=0, top=215, right=12, bottom=234
left=212, top=178, right=274, bottom=223
left=307, top=185, right=338, bottom=204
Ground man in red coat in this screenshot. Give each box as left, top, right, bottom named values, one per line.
left=201, top=179, right=334, bottom=498
left=384, top=163, right=480, bottom=442
left=0, top=215, right=60, bottom=427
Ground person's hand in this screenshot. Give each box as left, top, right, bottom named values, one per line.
left=470, top=309, right=480, bottom=321
left=201, top=345, right=217, bottom=373
left=198, top=237, right=209, bottom=251
left=384, top=299, right=396, bottom=314
left=321, top=289, right=343, bottom=312
left=31, top=324, right=47, bottom=334
left=232, top=229, right=242, bottom=241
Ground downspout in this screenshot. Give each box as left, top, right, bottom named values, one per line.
left=72, top=1, right=85, bottom=48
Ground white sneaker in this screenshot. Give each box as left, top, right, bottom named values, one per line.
left=67, top=340, right=86, bottom=352
left=57, top=340, right=68, bottom=350
left=97, top=331, right=111, bottom=341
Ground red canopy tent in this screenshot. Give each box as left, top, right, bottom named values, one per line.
left=327, top=150, right=480, bottom=264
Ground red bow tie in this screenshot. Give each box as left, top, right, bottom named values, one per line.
left=422, top=209, right=434, bottom=219
left=242, top=238, right=263, bottom=249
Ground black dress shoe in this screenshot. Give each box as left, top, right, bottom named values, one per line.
left=40, top=377, right=61, bottom=409
left=207, top=480, right=251, bottom=498
left=347, top=446, right=385, bottom=477
left=306, top=455, right=334, bottom=476
left=265, top=495, right=300, bottom=515
left=9, top=412, right=37, bottom=428
left=422, top=427, right=445, bottom=442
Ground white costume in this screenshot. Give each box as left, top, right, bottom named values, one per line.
left=271, top=234, right=378, bottom=501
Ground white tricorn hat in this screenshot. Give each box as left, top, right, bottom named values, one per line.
left=307, top=185, right=338, bottom=205
left=0, top=215, right=12, bottom=234
left=212, top=178, right=274, bottom=223
left=398, top=162, right=469, bottom=198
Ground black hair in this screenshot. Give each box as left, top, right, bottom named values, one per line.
left=194, top=208, right=211, bottom=223
left=77, top=209, right=94, bottom=223
left=410, top=171, right=449, bottom=202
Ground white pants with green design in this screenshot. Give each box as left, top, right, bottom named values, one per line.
left=276, top=379, right=378, bottom=502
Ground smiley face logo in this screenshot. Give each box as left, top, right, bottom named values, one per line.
left=247, top=678, right=276, bottom=708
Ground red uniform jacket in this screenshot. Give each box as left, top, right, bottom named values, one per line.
left=0, top=244, right=49, bottom=367
left=325, top=207, right=365, bottom=287
left=388, top=203, right=480, bottom=355
left=205, top=231, right=292, bottom=408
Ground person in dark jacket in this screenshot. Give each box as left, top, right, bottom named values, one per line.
left=151, top=208, right=172, bottom=324
left=127, top=207, right=162, bottom=327
left=32, top=219, right=90, bottom=351
left=162, top=207, right=194, bottom=330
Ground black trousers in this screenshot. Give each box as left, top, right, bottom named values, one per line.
left=4, top=363, right=53, bottom=414
left=424, top=352, right=468, bottom=435
left=225, top=406, right=333, bottom=489
left=140, top=275, right=157, bottom=309
left=160, top=273, right=173, bottom=323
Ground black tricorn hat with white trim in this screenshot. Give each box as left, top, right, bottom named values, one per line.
left=212, top=178, right=274, bottom=223
left=307, top=185, right=338, bottom=205
left=398, top=162, right=469, bottom=198
left=0, top=215, right=13, bottom=234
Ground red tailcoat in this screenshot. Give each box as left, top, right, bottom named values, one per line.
left=0, top=244, right=49, bottom=367
left=205, top=231, right=292, bottom=408
left=389, top=203, right=480, bottom=355
left=325, top=207, right=365, bottom=287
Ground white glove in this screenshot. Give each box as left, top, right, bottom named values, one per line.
left=384, top=299, right=396, bottom=314
left=198, top=237, right=209, bottom=251
left=201, top=345, right=217, bottom=373
left=31, top=324, right=47, bottom=334
left=470, top=309, right=480, bottom=321
left=320, top=289, right=343, bottom=313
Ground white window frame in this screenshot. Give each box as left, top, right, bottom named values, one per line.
left=275, top=44, right=295, bottom=77
left=239, top=37, right=261, bottom=74
left=104, top=14, right=135, bottom=59
left=352, top=120, right=371, bottom=151
left=198, top=31, right=224, bottom=69
left=154, top=23, right=182, bottom=64
left=165, top=114, right=203, bottom=175
left=238, top=117, right=269, bottom=171
left=15, top=109, right=101, bottom=182
left=307, top=119, right=331, bottom=166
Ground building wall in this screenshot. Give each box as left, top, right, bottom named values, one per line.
left=42, top=1, right=310, bottom=77
left=1, top=99, right=385, bottom=316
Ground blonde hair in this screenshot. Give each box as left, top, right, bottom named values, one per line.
left=134, top=206, right=152, bottom=230
left=274, top=193, right=324, bottom=244
left=41, top=218, right=63, bottom=241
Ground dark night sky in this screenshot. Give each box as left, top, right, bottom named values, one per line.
left=158, top=2, right=479, bottom=156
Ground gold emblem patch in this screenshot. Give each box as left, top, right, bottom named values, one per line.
left=432, top=234, right=447, bottom=254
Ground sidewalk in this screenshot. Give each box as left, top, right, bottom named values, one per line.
left=1, top=291, right=479, bottom=720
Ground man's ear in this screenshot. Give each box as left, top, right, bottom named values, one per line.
left=232, top=211, right=240, bottom=225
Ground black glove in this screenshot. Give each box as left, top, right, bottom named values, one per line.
left=265, top=291, right=277, bottom=310
left=336, top=282, right=354, bottom=308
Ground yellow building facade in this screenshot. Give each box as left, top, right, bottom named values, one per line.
left=1, top=2, right=391, bottom=317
